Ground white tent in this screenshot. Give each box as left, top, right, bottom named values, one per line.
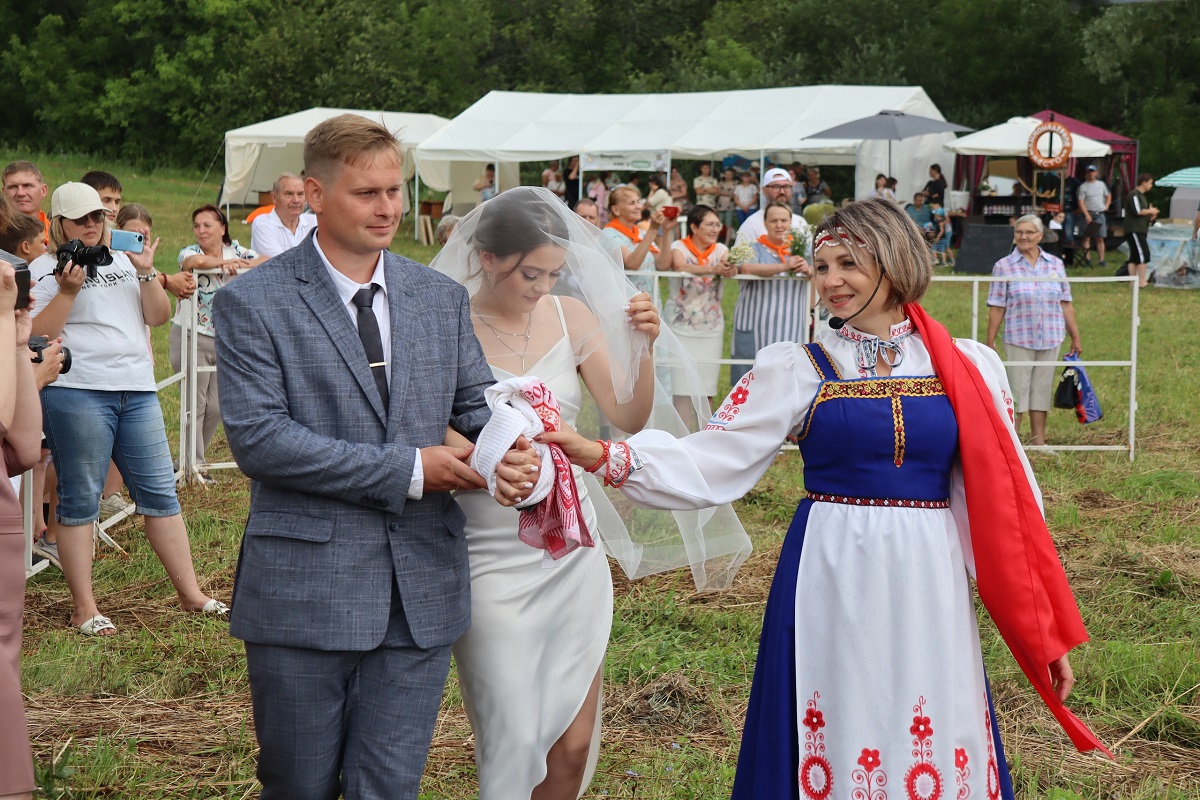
left=220, top=107, right=454, bottom=207
left=945, top=117, right=1112, bottom=158
left=416, top=86, right=958, bottom=201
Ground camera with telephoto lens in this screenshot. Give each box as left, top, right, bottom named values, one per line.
left=27, top=335, right=71, bottom=374
left=55, top=238, right=112, bottom=279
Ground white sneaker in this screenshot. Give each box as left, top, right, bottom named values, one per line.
left=100, top=493, right=128, bottom=518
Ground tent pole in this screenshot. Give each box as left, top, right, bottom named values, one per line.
left=413, top=165, right=420, bottom=241
left=759, top=150, right=765, bottom=206
left=578, top=155, right=583, bottom=207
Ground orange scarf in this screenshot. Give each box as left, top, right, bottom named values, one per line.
left=607, top=218, right=659, bottom=254
left=681, top=237, right=718, bottom=266
left=756, top=234, right=792, bottom=264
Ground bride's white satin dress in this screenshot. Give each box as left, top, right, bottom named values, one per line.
left=452, top=297, right=611, bottom=799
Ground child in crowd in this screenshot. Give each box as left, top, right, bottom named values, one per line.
left=929, top=198, right=950, bottom=265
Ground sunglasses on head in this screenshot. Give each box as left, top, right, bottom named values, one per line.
left=69, top=210, right=107, bottom=226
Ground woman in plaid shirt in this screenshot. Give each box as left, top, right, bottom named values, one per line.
left=985, top=215, right=1082, bottom=445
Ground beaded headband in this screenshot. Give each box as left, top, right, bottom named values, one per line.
left=813, top=226, right=871, bottom=254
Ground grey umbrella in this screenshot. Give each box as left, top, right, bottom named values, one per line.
left=804, top=110, right=974, bottom=175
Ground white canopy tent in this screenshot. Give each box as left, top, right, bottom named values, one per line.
left=416, top=86, right=959, bottom=201
left=945, top=117, right=1112, bottom=158
left=219, top=107, right=455, bottom=208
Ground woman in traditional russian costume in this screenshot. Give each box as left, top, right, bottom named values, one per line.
left=543, top=197, right=1110, bottom=800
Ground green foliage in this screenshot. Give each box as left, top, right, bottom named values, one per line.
left=1, top=1, right=1199, bottom=190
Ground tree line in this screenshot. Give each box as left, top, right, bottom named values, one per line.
left=2, top=0, right=1197, bottom=179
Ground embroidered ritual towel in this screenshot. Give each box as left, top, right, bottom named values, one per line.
left=471, top=377, right=594, bottom=561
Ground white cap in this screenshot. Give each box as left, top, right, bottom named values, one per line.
left=761, top=168, right=792, bottom=188
left=50, top=182, right=106, bottom=220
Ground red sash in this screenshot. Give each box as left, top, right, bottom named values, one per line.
left=607, top=219, right=659, bottom=254
left=681, top=236, right=718, bottom=266
left=756, top=234, right=791, bottom=264
left=906, top=303, right=1112, bottom=757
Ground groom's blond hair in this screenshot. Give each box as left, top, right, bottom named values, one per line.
left=303, top=115, right=402, bottom=185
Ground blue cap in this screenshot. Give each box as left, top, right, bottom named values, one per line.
left=1085, top=164, right=1098, bottom=171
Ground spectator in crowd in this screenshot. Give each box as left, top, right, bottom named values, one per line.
left=885, top=176, right=899, bottom=200
left=573, top=198, right=601, bottom=228
left=666, top=204, right=734, bottom=420
left=91, top=203, right=198, bottom=521
left=646, top=173, right=672, bottom=213
left=117, top=204, right=196, bottom=301
left=604, top=184, right=675, bottom=298
left=905, top=191, right=934, bottom=235
left=867, top=173, right=895, bottom=202
left=670, top=167, right=690, bottom=212
left=587, top=172, right=611, bottom=225
left=733, top=170, right=759, bottom=227
left=542, top=160, right=566, bottom=202
left=1061, top=171, right=1082, bottom=263
left=728, top=201, right=812, bottom=386
left=986, top=214, right=1081, bottom=446
left=692, top=162, right=719, bottom=209
left=928, top=198, right=950, bottom=266
left=2, top=161, right=50, bottom=246
left=1123, top=173, right=1158, bottom=288
left=473, top=163, right=498, bottom=203
left=1077, top=165, right=1111, bottom=265
left=0, top=202, right=44, bottom=798
left=80, top=171, right=122, bottom=222
left=434, top=214, right=461, bottom=246
left=748, top=163, right=761, bottom=184
left=0, top=198, right=61, bottom=573
left=802, top=167, right=831, bottom=207
left=564, top=156, right=581, bottom=208
left=788, top=168, right=806, bottom=215
left=31, top=182, right=226, bottom=635
left=922, top=163, right=947, bottom=206
left=172, top=205, right=266, bottom=482
left=734, top=168, right=808, bottom=246
left=716, top=168, right=738, bottom=242
left=250, top=172, right=318, bottom=258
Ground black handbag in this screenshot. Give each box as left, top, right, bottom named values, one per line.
left=1054, top=368, right=1080, bottom=409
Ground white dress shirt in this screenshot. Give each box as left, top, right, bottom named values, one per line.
left=252, top=210, right=318, bottom=257
left=313, top=233, right=424, bottom=499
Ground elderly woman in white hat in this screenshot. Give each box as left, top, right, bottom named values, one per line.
left=30, top=182, right=226, bottom=635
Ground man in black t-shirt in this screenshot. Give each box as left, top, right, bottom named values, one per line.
left=1123, top=173, right=1158, bottom=288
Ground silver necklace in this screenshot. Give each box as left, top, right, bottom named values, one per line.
left=472, top=300, right=534, bottom=371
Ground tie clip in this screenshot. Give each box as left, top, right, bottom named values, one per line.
left=369, top=361, right=387, bottom=368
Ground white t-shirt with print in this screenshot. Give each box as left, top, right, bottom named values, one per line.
left=30, top=251, right=157, bottom=392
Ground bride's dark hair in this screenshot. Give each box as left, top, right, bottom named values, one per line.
left=472, top=190, right=570, bottom=260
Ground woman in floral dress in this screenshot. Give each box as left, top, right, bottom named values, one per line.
left=666, top=205, right=734, bottom=420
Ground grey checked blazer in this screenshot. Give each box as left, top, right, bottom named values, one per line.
left=212, top=236, right=493, bottom=651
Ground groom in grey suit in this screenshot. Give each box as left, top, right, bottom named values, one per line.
left=214, top=115, right=506, bottom=799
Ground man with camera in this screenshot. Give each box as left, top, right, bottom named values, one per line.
left=31, top=182, right=224, bottom=635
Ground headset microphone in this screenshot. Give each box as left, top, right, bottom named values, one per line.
left=827, top=268, right=886, bottom=330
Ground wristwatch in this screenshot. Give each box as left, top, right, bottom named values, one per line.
left=136, top=269, right=158, bottom=283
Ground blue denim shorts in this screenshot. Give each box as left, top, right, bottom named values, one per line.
left=41, top=387, right=181, bottom=525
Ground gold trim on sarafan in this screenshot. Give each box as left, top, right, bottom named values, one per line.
left=798, top=377, right=946, bottom=467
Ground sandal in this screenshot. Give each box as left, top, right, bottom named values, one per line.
left=199, top=599, right=229, bottom=616
left=73, top=614, right=116, bottom=636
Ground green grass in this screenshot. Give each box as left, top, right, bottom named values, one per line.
left=9, top=148, right=1200, bottom=798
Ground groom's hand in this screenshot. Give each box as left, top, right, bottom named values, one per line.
left=420, top=445, right=487, bottom=492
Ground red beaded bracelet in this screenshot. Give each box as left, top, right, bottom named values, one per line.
left=585, top=440, right=610, bottom=474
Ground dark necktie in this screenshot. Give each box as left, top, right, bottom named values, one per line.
left=352, top=284, right=389, bottom=411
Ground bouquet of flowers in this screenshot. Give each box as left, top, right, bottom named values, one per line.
left=727, top=241, right=756, bottom=268
left=789, top=227, right=811, bottom=257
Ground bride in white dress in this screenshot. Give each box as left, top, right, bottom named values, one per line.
left=431, top=188, right=751, bottom=800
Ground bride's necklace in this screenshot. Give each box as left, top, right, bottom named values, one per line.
left=472, top=299, right=534, bottom=370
